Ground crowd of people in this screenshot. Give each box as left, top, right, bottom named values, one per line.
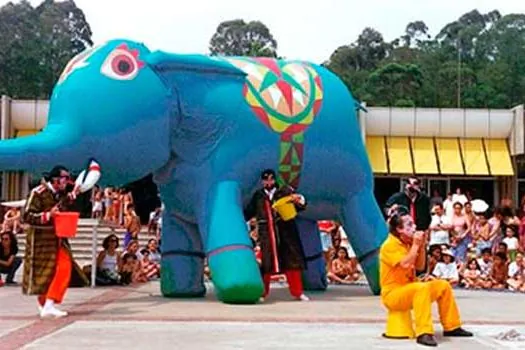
left=385, top=177, right=525, bottom=293
left=84, top=235, right=161, bottom=286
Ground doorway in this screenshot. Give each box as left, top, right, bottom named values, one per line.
left=374, top=177, right=400, bottom=214
left=449, top=179, right=494, bottom=205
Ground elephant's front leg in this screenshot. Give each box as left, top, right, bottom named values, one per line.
left=340, top=189, right=388, bottom=295
left=295, top=218, right=328, bottom=291
left=160, top=212, right=206, bottom=298
left=203, top=181, right=264, bottom=304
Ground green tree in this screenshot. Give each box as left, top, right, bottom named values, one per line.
left=325, top=8, right=525, bottom=109
left=367, top=63, right=423, bottom=106
left=0, top=0, right=93, bottom=99
left=209, top=19, right=278, bottom=57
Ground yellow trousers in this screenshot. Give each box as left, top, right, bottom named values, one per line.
left=382, top=280, right=461, bottom=336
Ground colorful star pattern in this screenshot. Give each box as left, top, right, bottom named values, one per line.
left=223, top=57, right=324, bottom=188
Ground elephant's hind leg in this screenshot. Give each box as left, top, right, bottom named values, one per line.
left=160, top=213, right=206, bottom=298
left=203, top=181, right=264, bottom=304
left=340, top=189, right=388, bottom=295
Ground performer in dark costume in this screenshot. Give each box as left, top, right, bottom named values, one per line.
left=245, top=169, right=309, bottom=302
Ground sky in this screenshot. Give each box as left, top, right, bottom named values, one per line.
left=3, top=0, right=525, bottom=63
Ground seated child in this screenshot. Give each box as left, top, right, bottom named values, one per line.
left=507, top=253, right=524, bottom=291
left=477, top=248, right=493, bottom=289
left=503, top=225, right=519, bottom=262
left=120, top=253, right=147, bottom=284
left=460, top=258, right=481, bottom=289
left=490, top=252, right=508, bottom=290
left=140, top=249, right=160, bottom=280
left=432, top=249, right=459, bottom=286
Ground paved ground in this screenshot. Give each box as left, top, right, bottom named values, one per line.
left=2, top=280, right=525, bottom=349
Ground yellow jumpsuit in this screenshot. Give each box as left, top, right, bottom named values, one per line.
left=379, top=234, right=462, bottom=336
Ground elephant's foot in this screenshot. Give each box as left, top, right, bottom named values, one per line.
left=159, top=211, right=206, bottom=298
left=201, top=181, right=264, bottom=304
left=160, top=253, right=206, bottom=298
left=295, top=218, right=327, bottom=291
left=340, top=189, right=388, bottom=296
left=208, top=246, right=264, bottom=304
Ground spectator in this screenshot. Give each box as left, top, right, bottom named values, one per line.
left=430, top=189, right=443, bottom=208
left=477, top=248, right=493, bottom=289
left=2, top=207, right=21, bottom=234
left=490, top=252, right=508, bottom=290
left=460, top=258, right=481, bottom=289
left=474, top=212, right=491, bottom=255
left=432, top=249, right=459, bottom=286
left=503, top=225, right=519, bottom=262
left=488, top=208, right=503, bottom=255
left=123, top=240, right=143, bottom=261
left=452, top=188, right=468, bottom=207
left=0, top=232, right=21, bottom=284
left=507, top=253, right=524, bottom=291
left=148, top=207, right=162, bottom=236
left=318, top=220, right=335, bottom=266
left=103, top=188, right=114, bottom=222
left=421, top=245, right=442, bottom=282
left=92, top=192, right=103, bottom=219
left=327, top=247, right=359, bottom=284
left=385, top=176, right=431, bottom=231
left=146, top=239, right=161, bottom=264
left=140, top=249, right=160, bottom=280
left=429, top=203, right=452, bottom=247
left=451, top=202, right=470, bottom=263
left=124, top=204, right=141, bottom=248
left=95, top=234, right=121, bottom=285
left=443, top=192, right=454, bottom=218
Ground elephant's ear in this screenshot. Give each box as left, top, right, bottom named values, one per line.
left=146, top=51, right=246, bottom=78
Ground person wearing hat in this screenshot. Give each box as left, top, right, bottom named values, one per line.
left=380, top=205, right=472, bottom=347
left=244, top=169, right=309, bottom=302
left=22, top=165, right=88, bottom=318
left=385, top=176, right=431, bottom=231
left=432, top=249, right=460, bottom=287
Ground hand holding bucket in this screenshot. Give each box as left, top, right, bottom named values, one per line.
left=272, top=195, right=298, bottom=221
left=55, top=159, right=101, bottom=238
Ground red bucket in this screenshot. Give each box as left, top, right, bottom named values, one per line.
left=54, top=212, right=80, bottom=238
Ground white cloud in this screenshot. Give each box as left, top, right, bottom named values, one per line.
left=3, top=0, right=524, bottom=63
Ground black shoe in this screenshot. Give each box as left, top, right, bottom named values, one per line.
left=443, top=327, right=473, bottom=337
left=416, top=334, right=438, bottom=347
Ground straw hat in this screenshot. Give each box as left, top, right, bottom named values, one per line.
left=441, top=249, right=455, bottom=260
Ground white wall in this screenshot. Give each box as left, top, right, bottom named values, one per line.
left=365, top=107, right=514, bottom=139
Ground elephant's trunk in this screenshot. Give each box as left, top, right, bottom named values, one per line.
left=0, top=123, right=83, bottom=173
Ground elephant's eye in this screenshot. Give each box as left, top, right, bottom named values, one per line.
left=101, top=44, right=144, bottom=81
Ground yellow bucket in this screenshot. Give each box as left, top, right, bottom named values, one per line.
left=272, top=196, right=297, bottom=221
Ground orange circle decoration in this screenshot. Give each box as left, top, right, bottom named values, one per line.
left=224, top=57, right=323, bottom=135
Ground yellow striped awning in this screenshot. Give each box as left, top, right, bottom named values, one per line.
left=460, top=139, right=489, bottom=175
left=386, top=137, right=413, bottom=174
left=435, top=138, right=464, bottom=175
left=411, top=137, right=438, bottom=174
left=484, top=139, right=514, bottom=176
left=365, top=136, right=388, bottom=173
left=15, top=129, right=39, bottom=138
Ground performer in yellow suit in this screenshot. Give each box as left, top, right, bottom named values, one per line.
left=380, top=205, right=472, bottom=347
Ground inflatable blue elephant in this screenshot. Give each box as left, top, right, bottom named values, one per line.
left=0, top=39, right=387, bottom=303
